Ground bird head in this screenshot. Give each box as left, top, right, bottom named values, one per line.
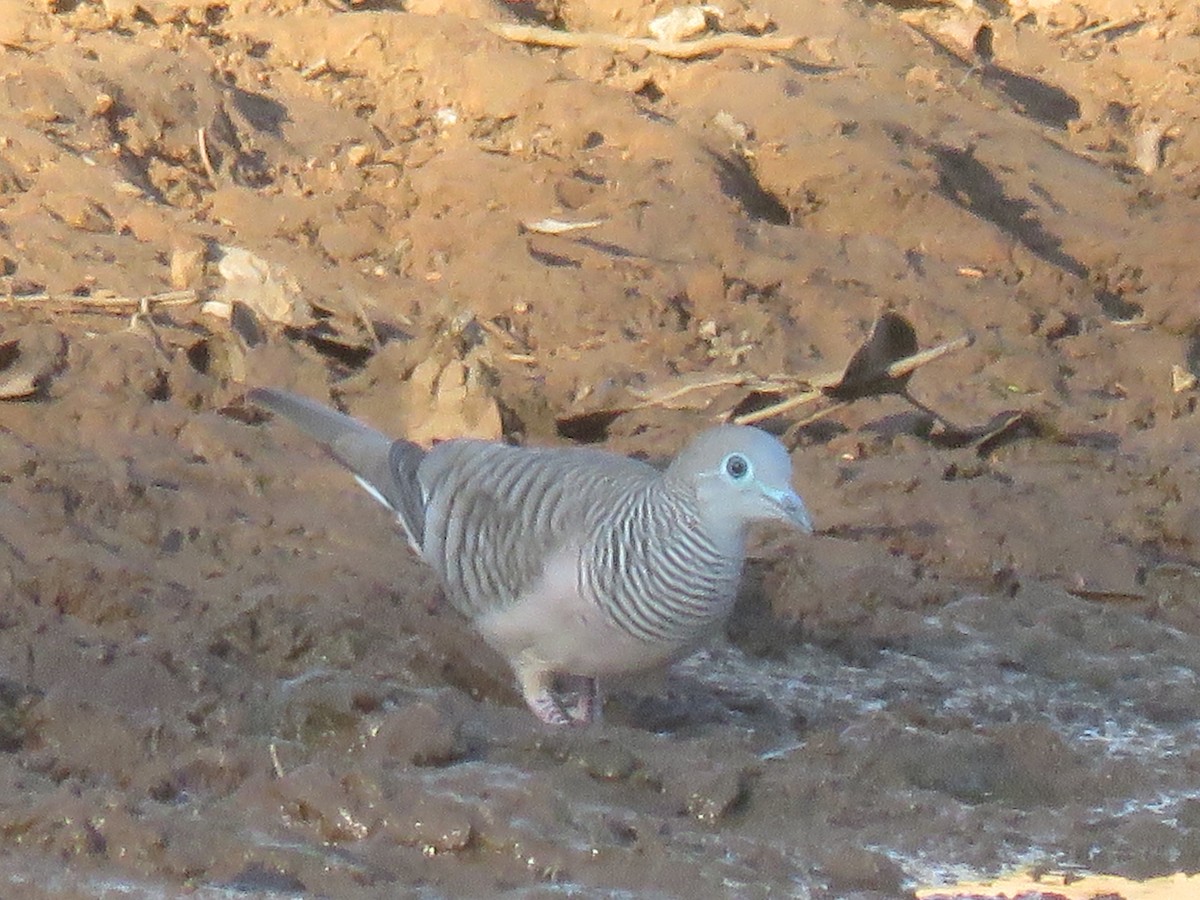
left=668, top=425, right=813, bottom=534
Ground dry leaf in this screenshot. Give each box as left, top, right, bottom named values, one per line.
left=825, top=311, right=919, bottom=401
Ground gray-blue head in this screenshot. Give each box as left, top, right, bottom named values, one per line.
left=667, top=425, right=813, bottom=534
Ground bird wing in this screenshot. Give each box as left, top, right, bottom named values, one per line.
left=247, top=388, right=428, bottom=553
left=416, top=440, right=656, bottom=620
left=250, top=388, right=660, bottom=617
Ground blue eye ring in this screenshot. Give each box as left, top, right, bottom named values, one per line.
left=723, top=453, right=751, bottom=480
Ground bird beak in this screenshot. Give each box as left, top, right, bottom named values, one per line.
left=766, top=487, right=814, bottom=534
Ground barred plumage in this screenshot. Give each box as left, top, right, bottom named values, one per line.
left=581, top=484, right=739, bottom=645
left=249, top=387, right=813, bottom=727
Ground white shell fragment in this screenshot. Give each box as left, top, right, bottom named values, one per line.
left=521, top=218, right=606, bottom=235
left=648, top=5, right=722, bottom=43
left=215, top=245, right=308, bottom=326
left=200, top=300, right=233, bottom=320
left=1134, top=120, right=1170, bottom=174
left=712, top=110, right=750, bottom=143
left=433, top=107, right=459, bottom=129
left=0, top=328, right=67, bottom=401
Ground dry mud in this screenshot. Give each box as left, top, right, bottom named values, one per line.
left=1, top=0, right=1200, bottom=897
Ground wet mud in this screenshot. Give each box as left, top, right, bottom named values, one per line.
left=1, top=0, right=1200, bottom=897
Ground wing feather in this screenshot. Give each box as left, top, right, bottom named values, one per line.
left=418, top=441, right=656, bottom=618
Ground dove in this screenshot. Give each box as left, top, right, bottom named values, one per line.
left=248, top=387, right=813, bottom=726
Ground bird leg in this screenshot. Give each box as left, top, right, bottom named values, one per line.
left=516, top=665, right=600, bottom=726
left=517, top=665, right=575, bottom=727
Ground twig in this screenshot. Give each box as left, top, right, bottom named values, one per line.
left=1075, top=16, right=1146, bottom=39
left=127, top=294, right=150, bottom=331
left=300, top=57, right=331, bottom=79
left=349, top=296, right=382, bottom=353
left=732, top=388, right=825, bottom=426
left=782, top=400, right=851, bottom=444
left=489, top=23, right=800, bottom=59
left=884, top=333, right=973, bottom=380
left=628, top=371, right=808, bottom=407
left=197, top=127, right=218, bottom=185
left=731, top=332, right=973, bottom=426
left=123, top=294, right=173, bottom=361
left=1, top=289, right=199, bottom=312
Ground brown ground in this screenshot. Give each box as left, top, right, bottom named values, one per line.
left=1, top=0, right=1200, bottom=897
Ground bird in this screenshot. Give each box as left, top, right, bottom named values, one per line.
left=247, top=387, right=813, bottom=726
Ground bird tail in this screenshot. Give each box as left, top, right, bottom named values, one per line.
left=247, top=388, right=427, bottom=551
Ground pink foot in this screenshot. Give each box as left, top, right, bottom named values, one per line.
left=525, top=689, right=574, bottom=726
left=560, top=676, right=600, bottom=726
left=522, top=676, right=600, bottom=726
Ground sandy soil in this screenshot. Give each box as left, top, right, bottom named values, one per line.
left=1, top=0, right=1199, bottom=896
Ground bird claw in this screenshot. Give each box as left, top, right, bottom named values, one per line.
left=523, top=675, right=600, bottom=727
left=526, top=691, right=577, bottom=727
left=559, top=676, right=600, bottom=726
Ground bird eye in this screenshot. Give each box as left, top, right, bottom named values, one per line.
left=724, top=453, right=750, bottom=480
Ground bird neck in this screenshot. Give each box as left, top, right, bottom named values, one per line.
left=664, top=473, right=749, bottom=554
left=659, top=479, right=748, bottom=559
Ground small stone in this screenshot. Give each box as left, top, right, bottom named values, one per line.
left=649, top=6, right=713, bottom=43
left=52, top=195, right=113, bottom=233
left=1134, top=120, right=1169, bottom=174
left=0, top=326, right=67, bottom=400
left=346, top=144, right=374, bottom=167
left=679, top=768, right=750, bottom=823
left=571, top=740, right=639, bottom=782
left=1146, top=563, right=1200, bottom=635
left=92, top=93, right=114, bottom=116
left=317, top=220, right=376, bottom=261
left=101, top=0, right=140, bottom=23
left=819, top=845, right=907, bottom=895
left=380, top=793, right=473, bottom=853
left=200, top=300, right=232, bottom=320
left=360, top=701, right=460, bottom=767
left=741, top=9, right=774, bottom=34
left=683, top=266, right=724, bottom=316
left=215, top=245, right=307, bottom=326
left=170, top=239, right=206, bottom=289
left=273, top=763, right=374, bottom=843
left=1037, top=309, right=1077, bottom=340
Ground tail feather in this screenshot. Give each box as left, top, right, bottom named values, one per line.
left=247, top=388, right=427, bottom=551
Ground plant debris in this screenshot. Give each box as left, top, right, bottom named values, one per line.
left=488, top=22, right=800, bottom=60
left=556, top=311, right=981, bottom=447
